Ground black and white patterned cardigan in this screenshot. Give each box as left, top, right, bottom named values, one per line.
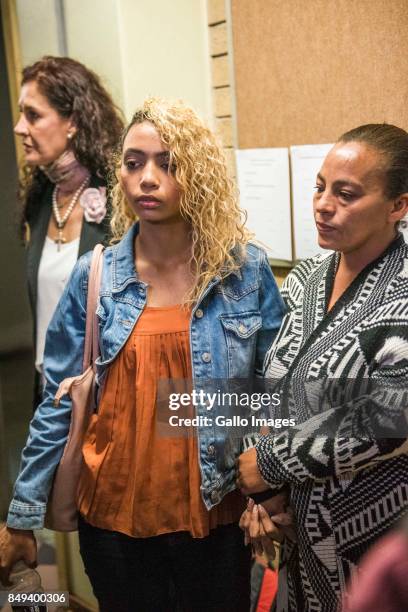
left=258, top=235, right=408, bottom=612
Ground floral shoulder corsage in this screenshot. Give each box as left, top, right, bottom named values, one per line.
left=79, top=186, right=107, bottom=224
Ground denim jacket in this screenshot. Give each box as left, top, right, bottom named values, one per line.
left=7, top=224, right=285, bottom=529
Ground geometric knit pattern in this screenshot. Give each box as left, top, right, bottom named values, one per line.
left=258, top=235, right=408, bottom=611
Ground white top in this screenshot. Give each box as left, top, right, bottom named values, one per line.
left=36, top=236, right=80, bottom=370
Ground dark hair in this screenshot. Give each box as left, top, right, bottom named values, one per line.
left=20, top=56, right=124, bottom=236
left=338, top=124, right=408, bottom=199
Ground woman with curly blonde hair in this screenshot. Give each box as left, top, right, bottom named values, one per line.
left=1, top=98, right=285, bottom=611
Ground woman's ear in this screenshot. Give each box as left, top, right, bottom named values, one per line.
left=67, top=118, right=77, bottom=140
left=390, top=193, right=408, bottom=223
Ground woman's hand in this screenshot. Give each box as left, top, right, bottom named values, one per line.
left=238, top=490, right=288, bottom=547
left=239, top=497, right=254, bottom=546
left=239, top=498, right=297, bottom=558
left=267, top=507, right=297, bottom=543
left=238, top=491, right=288, bottom=542
left=237, top=448, right=269, bottom=495
left=248, top=493, right=297, bottom=542
left=0, top=524, right=37, bottom=586
left=240, top=500, right=280, bottom=558
left=255, top=492, right=288, bottom=516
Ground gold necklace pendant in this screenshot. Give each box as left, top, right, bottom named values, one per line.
left=55, top=229, right=67, bottom=251
left=52, top=175, right=90, bottom=249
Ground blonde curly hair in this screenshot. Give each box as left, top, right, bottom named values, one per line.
left=110, top=97, right=253, bottom=304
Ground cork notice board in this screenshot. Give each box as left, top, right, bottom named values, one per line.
left=231, top=0, right=408, bottom=148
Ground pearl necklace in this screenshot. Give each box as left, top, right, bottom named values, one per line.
left=52, top=176, right=90, bottom=250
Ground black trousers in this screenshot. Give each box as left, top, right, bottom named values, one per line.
left=78, top=515, right=251, bottom=612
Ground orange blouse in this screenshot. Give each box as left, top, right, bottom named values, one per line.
left=77, top=304, right=245, bottom=538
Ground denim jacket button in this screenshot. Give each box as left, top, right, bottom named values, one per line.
left=210, top=490, right=219, bottom=503
left=195, top=308, right=204, bottom=319
left=238, top=323, right=247, bottom=334
left=208, top=444, right=215, bottom=456
left=202, top=352, right=211, bottom=363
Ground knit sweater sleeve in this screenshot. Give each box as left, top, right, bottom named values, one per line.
left=256, top=365, right=408, bottom=487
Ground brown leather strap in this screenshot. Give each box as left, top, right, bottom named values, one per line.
left=83, top=244, right=104, bottom=372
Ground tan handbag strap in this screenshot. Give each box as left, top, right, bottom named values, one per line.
left=83, top=244, right=104, bottom=371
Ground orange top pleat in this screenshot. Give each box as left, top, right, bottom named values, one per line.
left=77, top=304, right=245, bottom=538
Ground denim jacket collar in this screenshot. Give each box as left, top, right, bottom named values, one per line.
left=111, top=223, right=145, bottom=293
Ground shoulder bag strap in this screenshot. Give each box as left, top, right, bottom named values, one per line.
left=82, top=244, right=104, bottom=372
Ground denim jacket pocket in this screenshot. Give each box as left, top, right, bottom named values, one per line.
left=219, top=311, right=262, bottom=378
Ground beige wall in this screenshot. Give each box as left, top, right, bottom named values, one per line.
left=63, top=0, right=125, bottom=111
left=16, top=0, right=125, bottom=109
left=15, top=0, right=212, bottom=122
left=118, top=0, right=212, bottom=120
left=16, top=0, right=60, bottom=63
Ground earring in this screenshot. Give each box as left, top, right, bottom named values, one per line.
left=67, top=132, right=73, bottom=140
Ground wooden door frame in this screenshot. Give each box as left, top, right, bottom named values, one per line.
left=1, top=0, right=22, bottom=162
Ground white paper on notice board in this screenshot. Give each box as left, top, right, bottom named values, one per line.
left=290, top=144, right=334, bottom=260
left=235, top=148, right=292, bottom=261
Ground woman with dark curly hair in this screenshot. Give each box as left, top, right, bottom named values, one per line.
left=14, top=56, right=124, bottom=408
